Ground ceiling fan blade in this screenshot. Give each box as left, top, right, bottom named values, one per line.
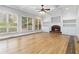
left=45, top=9, right=50, bottom=10
left=36, top=5, right=51, bottom=14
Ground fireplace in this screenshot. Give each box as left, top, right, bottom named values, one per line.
left=50, top=25, right=61, bottom=33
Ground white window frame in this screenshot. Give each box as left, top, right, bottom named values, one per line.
left=0, top=11, right=18, bottom=34
left=7, top=13, right=18, bottom=33
left=27, top=17, right=33, bottom=32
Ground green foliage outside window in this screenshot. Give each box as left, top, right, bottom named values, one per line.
left=8, top=14, right=17, bottom=32
left=0, top=13, right=7, bottom=33
left=28, top=17, right=32, bottom=30
left=22, top=17, right=27, bottom=28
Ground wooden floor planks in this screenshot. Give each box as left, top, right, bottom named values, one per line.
left=0, top=32, right=72, bottom=54
left=19, top=32, right=69, bottom=54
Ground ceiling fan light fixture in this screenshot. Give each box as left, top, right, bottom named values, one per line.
left=39, top=11, right=46, bottom=15
left=37, top=5, right=50, bottom=15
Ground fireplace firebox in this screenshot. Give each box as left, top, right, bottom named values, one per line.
left=50, top=25, right=61, bottom=33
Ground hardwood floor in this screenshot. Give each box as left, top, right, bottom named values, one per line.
left=18, top=32, right=69, bottom=54
left=66, top=36, right=75, bottom=54
left=75, top=37, right=79, bottom=54
left=0, top=32, right=70, bottom=54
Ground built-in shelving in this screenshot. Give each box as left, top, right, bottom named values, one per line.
left=63, top=19, right=76, bottom=27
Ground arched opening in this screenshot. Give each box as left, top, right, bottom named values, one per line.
left=50, top=25, right=61, bottom=33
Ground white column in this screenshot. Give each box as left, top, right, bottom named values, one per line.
left=17, top=15, right=22, bottom=33
left=32, top=18, right=35, bottom=32
left=27, top=17, right=28, bottom=32
left=6, top=14, right=9, bottom=33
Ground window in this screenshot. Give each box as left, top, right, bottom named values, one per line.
left=8, top=14, right=17, bottom=32
left=0, top=12, right=7, bottom=33
left=35, top=19, right=38, bottom=30
left=22, top=16, right=33, bottom=32
left=34, top=18, right=41, bottom=30
left=0, top=12, right=17, bottom=33
left=38, top=19, right=41, bottom=30
left=22, top=16, right=27, bottom=32
left=28, top=17, right=32, bottom=31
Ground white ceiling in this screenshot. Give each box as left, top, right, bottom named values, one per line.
left=5, top=5, right=61, bottom=16
left=4, top=5, right=79, bottom=16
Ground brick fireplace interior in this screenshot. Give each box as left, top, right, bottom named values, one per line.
left=50, top=25, right=61, bottom=33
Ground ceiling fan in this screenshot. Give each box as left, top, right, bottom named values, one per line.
left=38, top=5, right=50, bottom=13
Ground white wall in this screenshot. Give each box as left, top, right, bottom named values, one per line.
left=1, top=5, right=79, bottom=36
left=41, top=7, right=62, bottom=33
left=0, top=6, right=42, bottom=33
left=61, top=6, right=77, bottom=35
left=42, top=6, right=78, bottom=36
left=41, top=15, right=51, bottom=32
left=77, top=6, right=79, bottom=37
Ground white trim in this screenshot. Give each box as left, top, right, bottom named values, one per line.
left=0, top=31, right=42, bottom=40
left=6, top=13, right=9, bottom=33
